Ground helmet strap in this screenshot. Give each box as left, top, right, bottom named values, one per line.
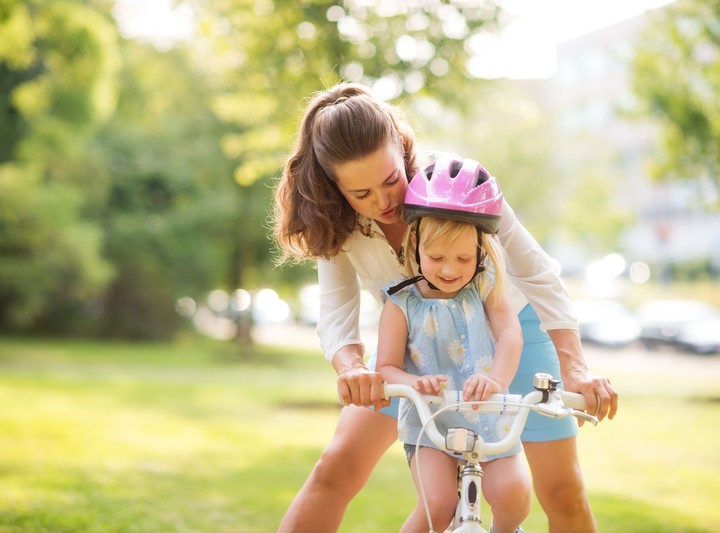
left=414, top=219, right=439, bottom=290
left=386, top=274, right=428, bottom=296
left=386, top=219, right=437, bottom=296
left=475, top=227, right=486, bottom=277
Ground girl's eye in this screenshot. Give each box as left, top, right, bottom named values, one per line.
left=355, top=192, right=371, bottom=200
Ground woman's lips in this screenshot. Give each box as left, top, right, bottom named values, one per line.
left=379, top=206, right=397, bottom=219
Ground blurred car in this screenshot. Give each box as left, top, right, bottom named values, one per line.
left=573, top=299, right=642, bottom=348
left=637, top=299, right=720, bottom=355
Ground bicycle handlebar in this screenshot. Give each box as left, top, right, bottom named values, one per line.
left=383, top=384, right=598, bottom=458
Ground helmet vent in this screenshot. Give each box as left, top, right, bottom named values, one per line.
left=474, top=168, right=490, bottom=187
left=424, top=162, right=436, bottom=180
left=449, top=160, right=463, bottom=178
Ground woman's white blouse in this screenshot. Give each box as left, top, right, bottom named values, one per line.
left=316, top=199, right=578, bottom=362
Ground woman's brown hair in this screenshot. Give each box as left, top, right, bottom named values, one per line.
left=273, top=83, right=417, bottom=261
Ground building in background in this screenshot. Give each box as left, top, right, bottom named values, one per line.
left=526, top=10, right=719, bottom=279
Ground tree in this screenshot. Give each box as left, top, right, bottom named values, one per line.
left=0, top=0, right=119, bottom=331
left=195, top=0, right=502, bottom=186
left=89, top=39, right=244, bottom=339
left=631, top=0, right=720, bottom=196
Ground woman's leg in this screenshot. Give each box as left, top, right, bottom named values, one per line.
left=481, top=455, right=531, bottom=533
left=277, top=405, right=397, bottom=533
left=512, top=304, right=596, bottom=533
left=523, top=439, right=597, bottom=532
left=400, top=447, right=459, bottom=533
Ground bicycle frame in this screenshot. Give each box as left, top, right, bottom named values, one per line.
left=384, top=373, right=598, bottom=533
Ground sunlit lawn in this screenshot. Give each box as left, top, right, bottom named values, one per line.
left=1, top=334, right=719, bottom=532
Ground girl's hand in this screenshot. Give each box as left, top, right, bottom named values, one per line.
left=462, top=374, right=501, bottom=404
left=413, top=375, right=448, bottom=395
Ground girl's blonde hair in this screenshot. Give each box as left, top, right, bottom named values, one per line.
left=403, top=216, right=506, bottom=305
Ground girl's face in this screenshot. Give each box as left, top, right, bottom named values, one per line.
left=419, top=225, right=478, bottom=297
left=333, top=141, right=407, bottom=225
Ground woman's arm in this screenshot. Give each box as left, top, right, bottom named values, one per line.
left=498, top=199, right=618, bottom=421
left=497, top=199, right=576, bottom=330
left=316, top=255, right=365, bottom=363
left=548, top=329, right=617, bottom=422
left=317, top=255, right=387, bottom=408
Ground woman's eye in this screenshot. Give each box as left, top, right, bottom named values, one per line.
left=355, top=192, right=370, bottom=200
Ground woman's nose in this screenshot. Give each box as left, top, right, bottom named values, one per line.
left=375, top=189, right=390, bottom=209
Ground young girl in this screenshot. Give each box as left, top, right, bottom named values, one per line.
left=376, top=157, right=530, bottom=533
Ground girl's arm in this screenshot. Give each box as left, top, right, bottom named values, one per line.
left=376, top=299, right=411, bottom=385
left=376, top=299, right=447, bottom=395
left=485, top=287, right=523, bottom=390
left=464, top=287, right=523, bottom=402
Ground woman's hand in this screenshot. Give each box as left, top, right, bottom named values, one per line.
left=548, top=329, right=619, bottom=424
left=462, top=374, right=501, bottom=403
left=563, top=366, right=618, bottom=425
left=337, top=367, right=389, bottom=409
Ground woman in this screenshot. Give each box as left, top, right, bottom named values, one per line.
left=272, top=82, right=618, bottom=532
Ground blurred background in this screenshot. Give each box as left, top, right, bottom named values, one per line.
left=2, top=2, right=720, bottom=531
left=1, top=0, right=719, bottom=353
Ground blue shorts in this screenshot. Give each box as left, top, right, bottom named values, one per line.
left=367, top=304, right=577, bottom=443
left=510, top=304, right=578, bottom=442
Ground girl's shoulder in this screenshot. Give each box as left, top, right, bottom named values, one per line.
left=383, top=282, right=427, bottom=310
left=382, top=279, right=411, bottom=302
left=473, top=262, right=496, bottom=302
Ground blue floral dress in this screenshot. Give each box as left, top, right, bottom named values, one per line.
left=383, top=267, right=522, bottom=461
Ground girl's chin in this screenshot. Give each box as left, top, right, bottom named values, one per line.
left=427, top=282, right=460, bottom=293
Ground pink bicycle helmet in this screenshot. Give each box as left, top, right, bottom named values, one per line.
left=405, top=156, right=503, bottom=234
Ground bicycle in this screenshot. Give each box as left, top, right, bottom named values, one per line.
left=383, top=372, right=599, bottom=533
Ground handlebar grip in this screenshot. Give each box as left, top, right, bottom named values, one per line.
left=560, top=390, right=588, bottom=411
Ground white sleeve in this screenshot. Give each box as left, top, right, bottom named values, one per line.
left=316, top=254, right=365, bottom=362
left=497, top=200, right=578, bottom=331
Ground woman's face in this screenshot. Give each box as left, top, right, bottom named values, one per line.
left=332, top=141, right=407, bottom=224
left=419, top=225, right=478, bottom=297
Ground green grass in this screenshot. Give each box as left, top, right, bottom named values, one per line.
left=0, top=335, right=719, bottom=532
